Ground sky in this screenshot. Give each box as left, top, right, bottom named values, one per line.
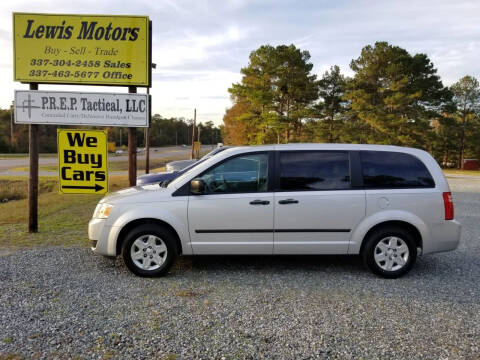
left=1, top=0, right=480, bottom=126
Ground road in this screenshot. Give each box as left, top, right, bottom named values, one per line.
left=0, top=145, right=214, bottom=176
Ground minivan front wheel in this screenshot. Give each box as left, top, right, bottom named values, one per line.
left=362, top=226, right=417, bottom=278
left=122, top=224, right=177, bottom=277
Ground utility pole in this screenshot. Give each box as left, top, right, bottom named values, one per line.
left=197, top=125, right=201, bottom=158
left=190, top=108, right=196, bottom=159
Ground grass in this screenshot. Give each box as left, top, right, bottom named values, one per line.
left=0, top=175, right=129, bottom=251
left=151, top=166, right=166, bottom=173
left=443, top=169, right=480, bottom=176
left=10, top=165, right=58, bottom=172
left=0, top=177, right=57, bottom=201
left=0, top=153, right=28, bottom=159
left=109, top=158, right=169, bottom=171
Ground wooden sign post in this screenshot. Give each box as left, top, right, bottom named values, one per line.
left=28, top=83, right=39, bottom=232
left=128, top=86, right=137, bottom=186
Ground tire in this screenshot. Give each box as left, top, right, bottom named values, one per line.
left=122, top=224, right=177, bottom=277
left=362, top=226, right=417, bottom=279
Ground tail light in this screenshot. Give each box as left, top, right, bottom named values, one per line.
left=443, top=192, right=454, bottom=220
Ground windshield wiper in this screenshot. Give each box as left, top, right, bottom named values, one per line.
left=159, top=180, right=170, bottom=188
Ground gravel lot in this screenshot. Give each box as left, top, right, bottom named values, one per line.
left=1, top=177, right=479, bottom=359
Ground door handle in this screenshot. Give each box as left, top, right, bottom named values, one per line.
left=249, top=199, right=270, bottom=205
left=278, top=199, right=299, bottom=205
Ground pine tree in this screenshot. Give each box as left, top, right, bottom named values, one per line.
left=344, top=42, right=451, bottom=148
left=226, top=44, right=318, bottom=144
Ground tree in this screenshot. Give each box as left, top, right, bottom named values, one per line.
left=313, top=65, right=348, bottom=142
left=431, top=115, right=460, bottom=167
left=344, top=41, right=451, bottom=148
left=107, top=115, right=222, bottom=148
left=0, top=109, right=12, bottom=152
left=450, top=75, right=480, bottom=167
left=222, top=100, right=261, bottom=145
left=225, top=44, right=318, bottom=144
left=198, top=120, right=221, bottom=145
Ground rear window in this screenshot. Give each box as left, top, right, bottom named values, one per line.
left=360, top=151, right=435, bottom=189
left=279, top=151, right=350, bottom=191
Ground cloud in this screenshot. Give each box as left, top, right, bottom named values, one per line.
left=1, top=0, right=479, bottom=125
left=152, top=24, right=247, bottom=71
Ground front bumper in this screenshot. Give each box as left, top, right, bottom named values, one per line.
left=88, top=218, right=118, bottom=256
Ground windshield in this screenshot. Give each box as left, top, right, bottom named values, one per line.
left=200, top=146, right=228, bottom=159
left=178, top=147, right=227, bottom=173
left=168, top=148, right=232, bottom=188
left=179, top=159, right=203, bottom=173
left=200, top=149, right=218, bottom=159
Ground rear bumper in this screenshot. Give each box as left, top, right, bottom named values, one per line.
left=423, top=219, right=461, bottom=254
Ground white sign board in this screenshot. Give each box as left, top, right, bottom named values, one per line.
left=14, top=90, right=149, bottom=127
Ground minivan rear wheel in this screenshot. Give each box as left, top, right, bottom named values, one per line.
left=122, top=224, right=177, bottom=277
left=362, top=226, right=417, bottom=278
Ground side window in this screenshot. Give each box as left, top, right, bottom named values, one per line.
left=361, top=151, right=435, bottom=189
left=279, top=152, right=350, bottom=191
left=196, top=153, right=269, bottom=194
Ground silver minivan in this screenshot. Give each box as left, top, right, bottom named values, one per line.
left=89, top=144, right=461, bottom=278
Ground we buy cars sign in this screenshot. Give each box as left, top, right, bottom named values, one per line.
left=57, top=129, right=108, bottom=194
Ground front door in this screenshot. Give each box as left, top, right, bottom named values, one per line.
left=273, top=151, right=365, bottom=254
left=188, top=152, right=274, bottom=254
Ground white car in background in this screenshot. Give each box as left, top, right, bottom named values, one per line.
left=89, top=143, right=461, bottom=278
left=165, top=146, right=232, bottom=172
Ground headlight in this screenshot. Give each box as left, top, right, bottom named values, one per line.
left=93, top=203, right=114, bottom=219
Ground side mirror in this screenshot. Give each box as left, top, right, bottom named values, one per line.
left=190, top=179, right=205, bottom=195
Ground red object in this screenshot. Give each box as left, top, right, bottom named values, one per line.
left=463, top=159, right=479, bottom=170
left=443, top=192, right=454, bottom=220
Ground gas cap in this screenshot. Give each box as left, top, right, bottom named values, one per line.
left=378, top=197, right=390, bottom=209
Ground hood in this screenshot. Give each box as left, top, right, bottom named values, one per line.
left=136, top=171, right=179, bottom=185
left=100, top=184, right=171, bottom=204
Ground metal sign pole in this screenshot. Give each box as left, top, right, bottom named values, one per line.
left=28, top=83, right=39, bottom=233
